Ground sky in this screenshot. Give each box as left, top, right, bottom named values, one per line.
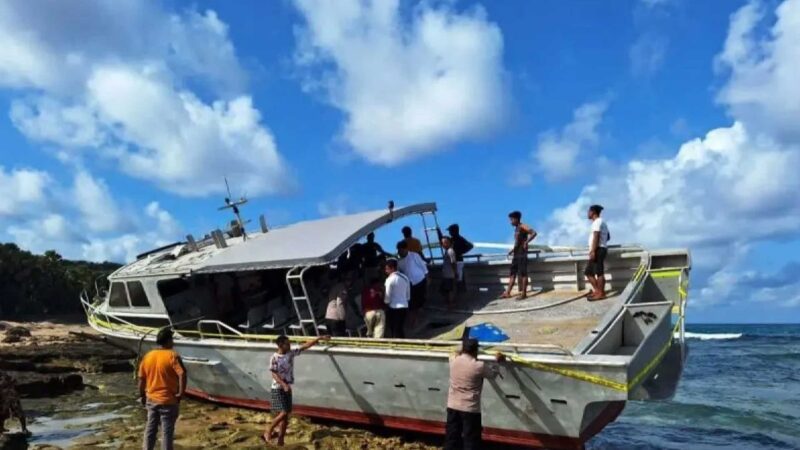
left=1, top=0, right=799, bottom=323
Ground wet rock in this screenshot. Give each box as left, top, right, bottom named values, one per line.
left=100, top=360, right=133, bottom=373
left=0, top=361, right=35, bottom=371
left=15, top=373, right=84, bottom=398
left=7, top=326, right=31, bottom=337
left=0, top=433, right=27, bottom=450
left=2, top=335, right=22, bottom=344
left=2, top=327, right=31, bottom=343
left=208, top=421, right=229, bottom=431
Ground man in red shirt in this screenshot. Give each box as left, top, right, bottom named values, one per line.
left=361, top=278, right=386, bottom=338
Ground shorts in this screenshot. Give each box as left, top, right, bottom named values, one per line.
left=271, top=387, right=293, bottom=413
left=409, top=279, right=428, bottom=310
left=584, top=247, right=608, bottom=277
left=509, top=253, right=528, bottom=277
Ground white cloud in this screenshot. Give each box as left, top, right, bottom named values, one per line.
left=317, top=194, right=357, bottom=217
left=145, top=201, right=181, bottom=238
left=716, top=0, right=800, bottom=143
left=72, top=170, right=129, bottom=233
left=546, top=121, right=800, bottom=246
left=514, top=101, right=608, bottom=185
left=1, top=165, right=183, bottom=262
left=10, top=97, right=107, bottom=148
left=640, top=0, right=672, bottom=8
left=6, top=199, right=182, bottom=263
left=83, top=66, right=294, bottom=196
left=0, top=166, right=51, bottom=217
left=0, top=1, right=245, bottom=95
left=293, top=0, right=507, bottom=165
left=545, top=0, right=800, bottom=309
left=0, top=1, right=295, bottom=197
left=629, top=33, right=668, bottom=77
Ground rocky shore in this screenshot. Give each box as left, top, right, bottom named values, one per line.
left=0, top=319, right=444, bottom=450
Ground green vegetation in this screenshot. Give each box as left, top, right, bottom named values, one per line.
left=0, top=243, right=120, bottom=316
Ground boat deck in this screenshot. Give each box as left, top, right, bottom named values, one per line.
left=415, top=287, right=621, bottom=350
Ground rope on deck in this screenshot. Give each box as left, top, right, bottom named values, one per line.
left=424, top=291, right=591, bottom=315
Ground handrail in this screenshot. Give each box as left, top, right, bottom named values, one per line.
left=197, top=320, right=244, bottom=340
left=88, top=312, right=573, bottom=356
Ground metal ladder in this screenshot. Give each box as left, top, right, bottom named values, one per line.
left=285, top=266, right=322, bottom=336
left=420, top=210, right=444, bottom=261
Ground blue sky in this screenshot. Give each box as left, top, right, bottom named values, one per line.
left=1, top=0, right=799, bottom=323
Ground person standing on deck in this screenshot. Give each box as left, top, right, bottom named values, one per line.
left=325, top=278, right=349, bottom=337
left=501, top=211, right=537, bottom=300
left=138, top=329, right=186, bottom=450
left=265, top=335, right=330, bottom=446
left=447, top=224, right=474, bottom=292
left=363, top=232, right=389, bottom=279
left=585, top=204, right=610, bottom=300
left=445, top=338, right=505, bottom=450
left=384, top=259, right=411, bottom=338
left=401, top=226, right=425, bottom=257
left=362, top=278, right=386, bottom=338
left=440, top=236, right=458, bottom=308
left=397, top=240, right=429, bottom=328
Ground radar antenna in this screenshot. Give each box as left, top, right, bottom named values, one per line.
left=218, top=177, right=249, bottom=240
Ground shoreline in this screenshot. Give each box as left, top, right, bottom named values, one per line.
left=1, top=319, right=446, bottom=449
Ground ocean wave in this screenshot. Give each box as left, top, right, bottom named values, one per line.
left=682, top=332, right=743, bottom=340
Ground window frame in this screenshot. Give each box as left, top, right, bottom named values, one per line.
left=108, top=282, right=130, bottom=308
left=126, top=281, right=151, bottom=308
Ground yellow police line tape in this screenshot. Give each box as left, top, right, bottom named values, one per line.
left=89, top=311, right=683, bottom=394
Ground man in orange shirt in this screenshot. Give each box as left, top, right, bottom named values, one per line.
left=138, top=329, right=186, bottom=450
left=401, top=226, right=425, bottom=257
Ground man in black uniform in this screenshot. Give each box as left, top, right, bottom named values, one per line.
left=446, top=224, right=474, bottom=292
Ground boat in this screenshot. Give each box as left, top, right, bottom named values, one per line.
left=80, top=202, right=690, bottom=449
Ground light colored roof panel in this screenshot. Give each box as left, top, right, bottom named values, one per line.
left=193, top=203, right=436, bottom=273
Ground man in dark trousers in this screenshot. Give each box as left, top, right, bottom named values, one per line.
left=445, top=338, right=505, bottom=450
left=446, top=224, right=474, bottom=291
left=0, top=371, right=28, bottom=435
left=139, top=328, right=186, bottom=450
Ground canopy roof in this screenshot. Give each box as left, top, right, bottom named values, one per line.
left=192, top=202, right=436, bottom=274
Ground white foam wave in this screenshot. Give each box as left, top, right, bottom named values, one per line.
left=681, top=332, right=743, bottom=341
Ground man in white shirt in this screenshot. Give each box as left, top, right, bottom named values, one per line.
left=585, top=204, right=610, bottom=300
left=384, top=259, right=411, bottom=338
left=397, top=240, right=429, bottom=328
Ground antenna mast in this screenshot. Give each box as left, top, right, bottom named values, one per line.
left=218, top=177, right=249, bottom=240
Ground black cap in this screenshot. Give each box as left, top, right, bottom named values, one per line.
left=462, top=338, right=479, bottom=355
left=156, top=328, right=174, bottom=346
left=447, top=223, right=459, bottom=231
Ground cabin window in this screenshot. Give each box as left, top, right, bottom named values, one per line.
left=108, top=282, right=129, bottom=307
left=157, top=278, right=190, bottom=299
left=127, top=281, right=150, bottom=307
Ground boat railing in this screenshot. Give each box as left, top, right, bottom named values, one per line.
left=197, top=320, right=244, bottom=340
left=81, top=289, right=155, bottom=333
left=428, top=244, right=644, bottom=264
left=81, top=289, right=575, bottom=357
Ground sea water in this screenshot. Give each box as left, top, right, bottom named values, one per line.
left=589, top=324, right=800, bottom=450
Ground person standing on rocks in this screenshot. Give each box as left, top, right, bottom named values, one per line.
left=138, top=328, right=186, bottom=450
left=0, top=371, right=29, bottom=435
left=265, top=334, right=330, bottom=446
